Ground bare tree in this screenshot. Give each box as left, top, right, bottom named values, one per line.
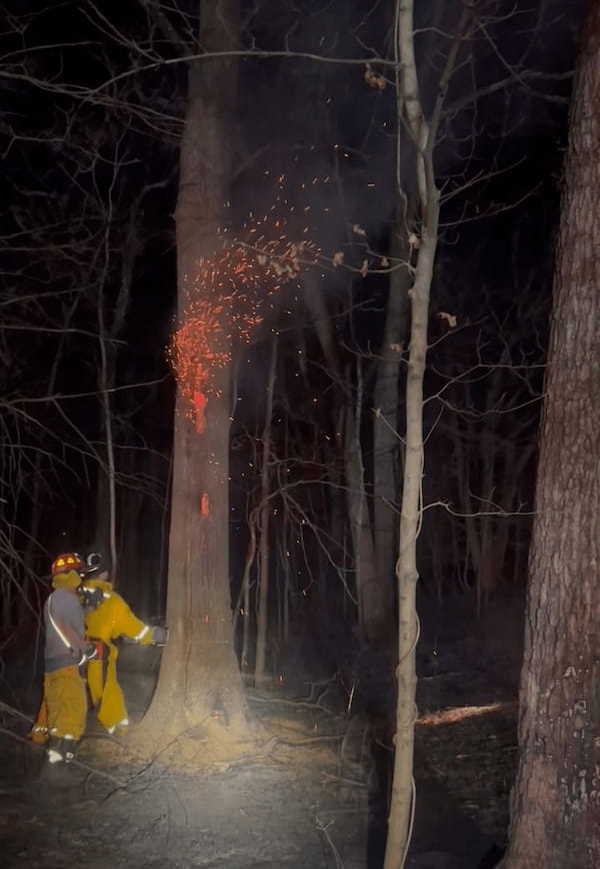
left=372, top=210, right=412, bottom=614
left=254, top=334, right=278, bottom=684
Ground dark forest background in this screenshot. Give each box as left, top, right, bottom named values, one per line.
left=0, top=0, right=585, bottom=681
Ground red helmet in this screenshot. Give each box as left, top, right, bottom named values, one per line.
left=51, top=552, right=84, bottom=577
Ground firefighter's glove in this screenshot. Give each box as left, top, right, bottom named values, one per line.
left=78, top=643, right=98, bottom=665
left=151, top=626, right=168, bottom=646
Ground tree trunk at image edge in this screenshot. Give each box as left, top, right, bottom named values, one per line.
left=503, top=5, right=600, bottom=866
left=139, top=0, right=246, bottom=745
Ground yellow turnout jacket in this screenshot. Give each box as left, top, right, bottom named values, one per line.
left=83, top=579, right=153, bottom=732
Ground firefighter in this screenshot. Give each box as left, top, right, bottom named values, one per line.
left=79, top=552, right=167, bottom=734
left=30, top=553, right=98, bottom=764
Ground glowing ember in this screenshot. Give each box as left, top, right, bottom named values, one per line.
left=417, top=702, right=514, bottom=726
left=169, top=222, right=318, bottom=427
left=193, top=391, right=208, bottom=434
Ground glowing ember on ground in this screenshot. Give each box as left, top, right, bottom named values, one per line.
left=417, top=702, right=514, bottom=726
left=168, top=222, right=318, bottom=428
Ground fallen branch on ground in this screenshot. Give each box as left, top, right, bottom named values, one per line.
left=248, top=694, right=333, bottom=714
left=276, top=734, right=344, bottom=746
left=0, top=700, right=127, bottom=789
left=321, top=771, right=368, bottom=788
left=316, top=814, right=345, bottom=868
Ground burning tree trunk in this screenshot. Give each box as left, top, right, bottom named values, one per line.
left=503, top=4, right=600, bottom=866
left=138, top=0, right=247, bottom=748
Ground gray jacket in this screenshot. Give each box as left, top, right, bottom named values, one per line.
left=44, top=588, right=87, bottom=673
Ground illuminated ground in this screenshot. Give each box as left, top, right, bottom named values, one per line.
left=1, top=608, right=518, bottom=868
left=0, top=693, right=513, bottom=867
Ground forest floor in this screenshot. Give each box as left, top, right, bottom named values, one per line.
left=0, top=598, right=520, bottom=868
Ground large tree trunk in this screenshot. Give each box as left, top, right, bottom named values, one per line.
left=138, top=0, right=246, bottom=748
left=503, top=4, right=600, bottom=866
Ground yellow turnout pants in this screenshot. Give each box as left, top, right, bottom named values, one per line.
left=87, top=645, right=129, bottom=732
left=30, top=665, right=87, bottom=743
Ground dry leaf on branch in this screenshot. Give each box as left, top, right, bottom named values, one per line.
left=408, top=232, right=420, bottom=250
left=380, top=256, right=390, bottom=268
left=352, top=224, right=367, bottom=237
left=364, top=63, right=386, bottom=91
left=360, top=259, right=369, bottom=278
left=332, top=251, right=344, bottom=267
left=437, top=311, right=458, bottom=328
left=389, top=343, right=404, bottom=353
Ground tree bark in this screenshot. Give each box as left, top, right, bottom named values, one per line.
left=384, top=2, right=466, bottom=865
left=303, top=270, right=390, bottom=644
left=503, top=4, right=600, bottom=866
left=344, top=364, right=384, bottom=645
left=373, top=205, right=412, bottom=602
left=138, top=0, right=246, bottom=747
left=385, top=213, right=439, bottom=869
left=254, top=335, right=278, bottom=684
left=385, top=10, right=439, bottom=866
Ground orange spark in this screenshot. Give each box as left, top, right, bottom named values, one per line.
left=193, top=390, right=208, bottom=434
left=168, top=211, right=320, bottom=429
left=417, top=702, right=514, bottom=726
